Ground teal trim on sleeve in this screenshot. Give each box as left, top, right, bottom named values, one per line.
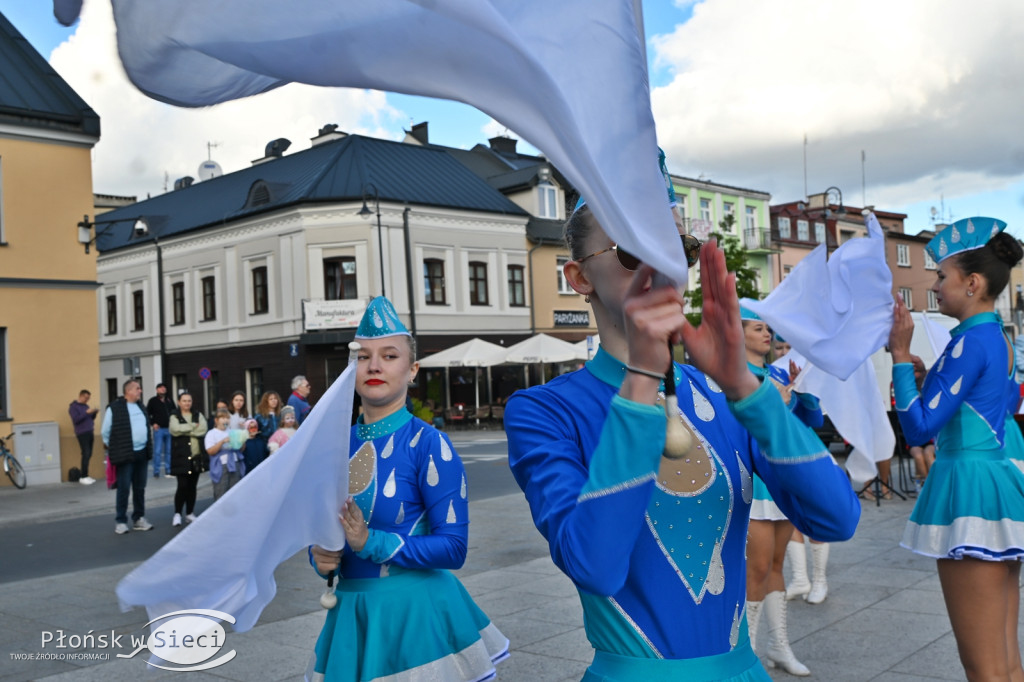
left=355, top=529, right=405, bottom=564
left=579, top=394, right=664, bottom=499
left=893, top=363, right=918, bottom=411
left=728, top=377, right=827, bottom=463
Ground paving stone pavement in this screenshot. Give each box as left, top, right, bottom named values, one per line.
left=1, top=451, right=1019, bottom=681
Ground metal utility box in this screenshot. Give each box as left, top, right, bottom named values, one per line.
left=12, top=421, right=61, bottom=485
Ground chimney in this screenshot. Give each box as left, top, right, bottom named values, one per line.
left=403, top=122, right=429, bottom=146
left=311, top=124, right=347, bottom=146
left=489, top=136, right=518, bottom=155
left=252, top=138, right=291, bottom=165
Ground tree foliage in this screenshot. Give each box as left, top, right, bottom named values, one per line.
left=683, top=213, right=761, bottom=326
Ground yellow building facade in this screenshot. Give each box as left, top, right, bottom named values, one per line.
left=0, top=12, right=100, bottom=485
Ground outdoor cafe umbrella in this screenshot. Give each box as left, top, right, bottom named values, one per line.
left=574, top=334, right=600, bottom=361
left=417, top=338, right=508, bottom=416
left=503, top=333, right=582, bottom=386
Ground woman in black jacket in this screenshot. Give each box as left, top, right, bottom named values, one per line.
left=168, top=392, right=208, bottom=527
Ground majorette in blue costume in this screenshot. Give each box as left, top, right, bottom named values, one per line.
left=307, top=297, right=508, bottom=682
left=506, top=163, right=859, bottom=680
left=894, top=219, right=1024, bottom=560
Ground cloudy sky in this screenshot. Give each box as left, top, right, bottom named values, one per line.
left=4, top=0, right=1023, bottom=236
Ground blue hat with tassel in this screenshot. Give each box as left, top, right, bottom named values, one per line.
left=925, top=216, right=1007, bottom=264
left=355, top=296, right=410, bottom=339
left=740, top=306, right=761, bottom=321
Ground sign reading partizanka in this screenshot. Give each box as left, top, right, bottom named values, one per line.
left=303, top=299, right=367, bottom=331
left=553, top=310, right=590, bottom=327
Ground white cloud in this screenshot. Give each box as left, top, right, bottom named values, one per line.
left=49, top=0, right=401, bottom=199
left=650, top=0, right=1024, bottom=211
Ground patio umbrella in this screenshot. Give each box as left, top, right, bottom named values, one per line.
left=417, top=338, right=508, bottom=418
left=573, top=335, right=600, bottom=360
left=504, top=334, right=583, bottom=385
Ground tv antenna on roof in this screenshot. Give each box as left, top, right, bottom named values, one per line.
left=198, top=141, right=223, bottom=181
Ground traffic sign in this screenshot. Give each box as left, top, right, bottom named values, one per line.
left=199, top=367, right=212, bottom=380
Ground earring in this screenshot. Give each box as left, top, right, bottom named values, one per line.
left=584, top=295, right=591, bottom=303
left=967, top=290, right=974, bottom=297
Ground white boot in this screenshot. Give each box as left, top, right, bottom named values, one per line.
left=785, top=540, right=811, bottom=600
left=806, top=543, right=830, bottom=604
left=763, top=591, right=810, bottom=676
left=745, top=600, right=763, bottom=652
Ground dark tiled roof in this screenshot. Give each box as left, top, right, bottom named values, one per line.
left=94, top=135, right=528, bottom=252
left=0, top=12, right=99, bottom=138
left=487, top=166, right=541, bottom=192
left=526, top=217, right=565, bottom=244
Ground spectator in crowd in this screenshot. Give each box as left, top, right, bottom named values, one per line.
left=288, top=375, right=313, bottom=426
left=207, top=399, right=228, bottom=431
left=146, top=383, right=175, bottom=478
left=102, top=380, right=155, bottom=535
left=268, top=406, right=297, bottom=454
left=205, top=408, right=245, bottom=500
left=248, top=391, right=281, bottom=472
left=168, top=391, right=208, bottom=527
left=68, top=389, right=99, bottom=485
left=227, top=390, right=249, bottom=430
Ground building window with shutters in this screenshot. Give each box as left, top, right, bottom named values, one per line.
left=897, top=244, right=911, bottom=267
left=778, top=217, right=791, bottom=239
left=899, top=287, right=913, bottom=310
left=797, top=219, right=809, bottom=241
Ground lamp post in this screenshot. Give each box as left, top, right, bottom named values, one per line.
left=77, top=215, right=167, bottom=385
left=821, top=186, right=845, bottom=252
left=358, top=183, right=386, bottom=297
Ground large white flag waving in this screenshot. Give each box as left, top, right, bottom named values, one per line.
left=56, top=0, right=685, bottom=283
left=115, top=364, right=354, bottom=632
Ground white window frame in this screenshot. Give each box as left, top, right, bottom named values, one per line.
left=538, top=182, right=559, bottom=219
left=924, top=248, right=937, bottom=270
left=699, top=198, right=712, bottom=223
left=677, top=194, right=687, bottom=221
left=243, top=256, right=273, bottom=318
left=778, top=217, right=791, bottom=239
left=556, top=256, right=576, bottom=295
left=814, top=222, right=825, bottom=243
left=927, top=290, right=938, bottom=311
left=897, top=244, right=911, bottom=267
left=899, top=287, right=913, bottom=310
left=745, top=206, right=757, bottom=232
left=796, top=220, right=809, bottom=241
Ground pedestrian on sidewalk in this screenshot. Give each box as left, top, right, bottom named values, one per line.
left=308, top=296, right=508, bottom=682
left=505, top=181, right=858, bottom=681
left=68, top=389, right=99, bottom=485
left=288, top=375, right=313, bottom=426
left=890, top=217, right=1024, bottom=682
left=168, top=391, right=207, bottom=527
left=205, top=408, right=245, bottom=500
left=146, top=383, right=174, bottom=478
left=102, top=379, right=155, bottom=534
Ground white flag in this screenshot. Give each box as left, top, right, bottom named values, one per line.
left=742, top=212, right=893, bottom=380
left=58, top=0, right=685, bottom=284
left=116, top=364, right=354, bottom=632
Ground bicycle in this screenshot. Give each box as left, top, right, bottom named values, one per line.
left=1, top=433, right=26, bottom=489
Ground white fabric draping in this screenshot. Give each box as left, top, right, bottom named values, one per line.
left=60, top=0, right=686, bottom=284
left=116, top=364, right=355, bottom=632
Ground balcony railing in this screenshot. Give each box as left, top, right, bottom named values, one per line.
left=742, top=227, right=773, bottom=251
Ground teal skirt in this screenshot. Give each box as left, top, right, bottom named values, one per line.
left=901, top=448, right=1024, bottom=560
left=306, top=568, right=508, bottom=682
left=583, top=642, right=768, bottom=682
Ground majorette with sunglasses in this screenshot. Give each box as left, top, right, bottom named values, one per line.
left=504, top=151, right=859, bottom=682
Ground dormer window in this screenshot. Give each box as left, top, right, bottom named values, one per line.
left=538, top=182, right=559, bottom=219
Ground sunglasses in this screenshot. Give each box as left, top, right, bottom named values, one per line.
left=577, top=234, right=702, bottom=270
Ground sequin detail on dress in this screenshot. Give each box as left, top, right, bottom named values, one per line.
left=952, top=337, right=965, bottom=358
left=705, top=375, right=723, bottom=394
left=409, top=427, right=423, bottom=447
left=446, top=500, right=457, bottom=524
left=427, top=455, right=439, bottom=487
left=729, top=602, right=741, bottom=649
left=737, top=453, right=753, bottom=505
left=460, top=474, right=467, bottom=499
left=382, top=469, right=397, bottom=498
left=929, top=393, right=942, bottom=409
left=690, top=380, right=716, bottom=422
left=705, top=540, right=725, bottom=595
left=440, top=437, right=453, bottom=462
left=395, top=502, right=405, bottom=525
left=950, top=376, right=963, bottom=395
left=381, top=435, right=394, bottom=460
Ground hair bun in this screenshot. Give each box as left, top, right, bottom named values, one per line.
left=989, top=231, right=1024, bottom=268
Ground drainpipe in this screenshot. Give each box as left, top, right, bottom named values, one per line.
left=402, top=207, right=417, bottom=336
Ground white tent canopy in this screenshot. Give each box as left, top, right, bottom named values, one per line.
left=504, top=333, right=582, bottom=364
left=417, top=338, right=508, bottom=368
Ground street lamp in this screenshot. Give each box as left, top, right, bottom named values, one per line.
left=76, top=214, right=168, bottom=385
left=821, top=186, right=845, bottom=218
left=358, top=183, right=386, bottom=297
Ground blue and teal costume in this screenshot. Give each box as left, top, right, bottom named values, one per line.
left=505, top=347, right=859, bottom=681
left=307, top=297, right=508, bottom=682
left=894, top=217, right=1024, bottom=560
